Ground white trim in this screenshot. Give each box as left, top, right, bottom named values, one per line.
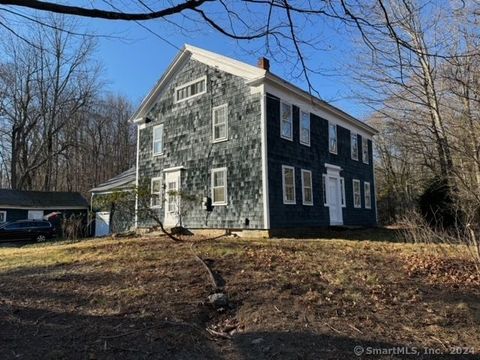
left=134, top=125, right=141, bottom=228
left=211, top=167, right=228, bottom=206
left=299, top=110, right=311, bottom=147
left=0, top=205, right=87, bottom=210
left=152, top=124, right=164, bottom=156
left=362, top=136, right=370, bottom=164
left=364, top=181, right=372, bottom=209
left=212, top=103, right=228, bottom=143
left=163, top=166, right=185, bottom=173
left=301, top=169, right=313, bottom=206
left=328, top=122, right=338, bottom=154
left=353, top=179, right=361, bottom=208
left=351, top=131, right=359, bottom=161
left=340, top=177, right=346, bottom=208
left=174, top=75, right=207, bottom=104
left=260, top=88, right=270, bottom=229
left=150, top=177, right=162, bottom=208
left=0, top=210, right=6, bottom=222
left=325, top=163, right=342, bottom=171
left=282, top=165, right=296, bottom=205
left=280, top=101, right=293, bottom=141
left=373, top=161, right=378, bottom=223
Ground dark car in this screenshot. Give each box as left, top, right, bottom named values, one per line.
left=0, top=220, right=55, bottom=243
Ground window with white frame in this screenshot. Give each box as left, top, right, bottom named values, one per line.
left=364, top=181, right=372, bottom=209
left=282, top=165, right=296, bottom=204
left=301, top=169, right=313, bottom=205
left=212, top=104, right=228, bottom=142
left=0, top=211, right=6, bottom=223
left=151, top=177, right=162, bottom=208
left=351, top=132, right=358, bottom=160
left=166, top=181, right=177, bottom=213
left=280, top=102, right=293, bottom=140
left=152, top=124, right=164, bottom=156
left=212, top=168, right=227, bottom=205
left=322, top=174, right=328, bottom=206
left=329, top=123, right=337, bottom=154
left=175, top=76, right=207, bottom=103
left=300, top=111, right=310, bottom=146
left=362, top=137, right=369, bottom=164
left=340, top=177, right=346, bottom=207
left=353, top=179, right=361, bottom=208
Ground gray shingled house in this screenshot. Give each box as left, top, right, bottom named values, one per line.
left=0, top=189, right=89, bottom=224
left=101, top=44, right=378, bottom=237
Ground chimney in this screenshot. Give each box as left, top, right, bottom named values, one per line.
left=257, top=57, right=270, bottom=71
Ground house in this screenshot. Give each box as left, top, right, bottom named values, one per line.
left=0, top=189, right=89, bottom=226
left=90, top=167, right=136, bottom=236
left=104, top=44, right=378, bottom=237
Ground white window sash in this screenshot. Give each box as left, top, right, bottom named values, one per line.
left=174, top=75, right=207, bottom=103
left=150, top=177, right=162, bottom=208
left=353, top=179, right=361, bottom=208
left=301, top=169, right=313, bottom=205
left=362, top=137, right=369, bottom=164
left=211, top=168, right=228, bottom=205
left=364, top=181, right=371, bottom=209
left=340, top=177, right=346, bottom=207
left=351, top=132, right=358, bottom=161
left=152, top=124, right=164, bottom=156
left=329, top=123, right=337, bottom=154
left=300, top=111, right=310, bottom=146
left=282, top=165, right=296, bottom=204
left=280, top=102, right=293, bottom=141
left=212, top=104, right=228, bottom=142
left=322, top=174, right=328, bottom=206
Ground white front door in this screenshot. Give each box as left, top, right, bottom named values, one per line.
left=164, top=170, right=181, bottom=227
left=327, top=176, right=343, bottom=225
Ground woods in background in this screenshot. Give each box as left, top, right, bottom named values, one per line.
left=0, top=16, right=135, bottom=195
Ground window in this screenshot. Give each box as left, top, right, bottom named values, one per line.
left=300, top=111, right=310, bottom=146
left=0, top=211, right=6, bottom=223
left=322, top=174, right=328, bottom=206
left=280, top=102, right=293, bottom=140
left=353, top=179, right=361, bottom=208
left=364, top=181, right=372, bottom=209
left=329, top=123, right=337, bottom=154
left=340, top=177, right=346, bottom=207
left=151, top=177, right=162, bottom=208
left=362, top=137, right=369, bottom=164
left=351, top=132, right=358, bottom=160
left=212, top=104, right=228, bottom=142
left=212, top=168, right=227, bottom=205
left=282, top=165, right=296, bottom=204
left=301, top=169, right=313, bottom=205
left=167, top=181, right=177, bottom=213
left=152, top=124, right=164, bottom=156
left=175, top=76, right=207, bottom=103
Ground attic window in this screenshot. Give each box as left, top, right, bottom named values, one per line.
left=175, top=76, right=207, bottom=103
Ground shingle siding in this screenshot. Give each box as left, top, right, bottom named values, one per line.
left=137, top=59, right=264, bottom=229
left=266, top=94, right=376, bottom=228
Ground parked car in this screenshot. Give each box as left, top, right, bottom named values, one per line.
left=0, top=220, right=55, bottom=242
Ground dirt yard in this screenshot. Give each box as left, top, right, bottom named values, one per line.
left=0, top=230, right=479, bottom=359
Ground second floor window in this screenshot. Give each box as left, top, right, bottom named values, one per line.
left=329, top=123, right=337, bottom=154
left=351, top=132, right=358, bottom=160
left=280, top=102, right=293, bottom=140
left=152, top=124, right=164, bottom=156
left=212, top=104, right=228, bottom=142
left=362, top=137, right=369, bottom=164
left=175, top=76, right=207, bottom=103
left=300, top=111, right=310, bottom=146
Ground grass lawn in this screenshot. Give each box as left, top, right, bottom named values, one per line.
left=0, top=231, right=479, bottom=359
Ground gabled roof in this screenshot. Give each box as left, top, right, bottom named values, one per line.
left=0, top=189, right=89, bottom=209
left=90, top=167, right=136, bottom=194
left=130, top=44, right=377, bottom=136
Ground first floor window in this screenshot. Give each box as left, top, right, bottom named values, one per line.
left=212, top=168, right=227, bottom=205
left=280, top=102, right=293, bottom=140
left=351, top=132, right=358, bottom=160
left=153, top=124, right=164, bottom=156
left=362, top=137, right=369, bottom=164
left=364, top=181, right=372, bottom=209
left=212, top=104, right=228, bottom=142
left=0, top=211, right=6, bottom=222
left=282, top=165, right=296, bottom=204
left=353, top=179, right=361, bottom=208
left=301, top=169, right=313, bottom=205
left=300, top=111, right=310, bottom=146
left=329, top=123, right=337, bottom=154
left=151, top=177, right=162, bottom=207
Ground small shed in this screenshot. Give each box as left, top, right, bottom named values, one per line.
left=0, top=189, right=89, bottom=228
left=90, top=167, right=136, bottom=236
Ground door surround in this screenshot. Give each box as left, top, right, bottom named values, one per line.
left=325, top=163, right=343, bottom=226
left=163, top=166, right=185, bottom=227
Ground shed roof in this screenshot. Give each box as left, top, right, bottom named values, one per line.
left=0, top=189, right=89, bottom=209
left=90, top=167, right=136, bottom=194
